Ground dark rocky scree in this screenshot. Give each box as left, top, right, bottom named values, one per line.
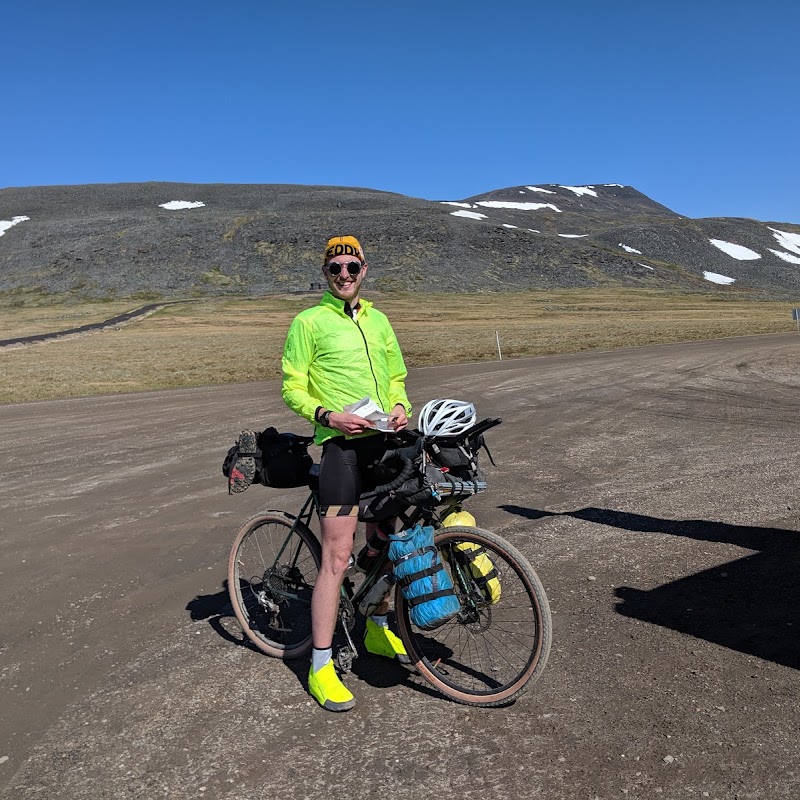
left=1, top=181, right=799, bottom=299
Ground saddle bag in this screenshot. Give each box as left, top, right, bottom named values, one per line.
left=222, top=427, right=313, bottom=490
left=388, top=523, right=461, bottom=630
left=255, top=428, right=313, bottom=487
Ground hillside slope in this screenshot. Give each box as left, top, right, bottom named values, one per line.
left=1, top=182, right=799, bottom=298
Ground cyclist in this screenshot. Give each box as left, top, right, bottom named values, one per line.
left=281, top=235, right=412, bottom=712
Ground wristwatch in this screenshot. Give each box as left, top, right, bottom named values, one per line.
left=315, top=407, right=333, bottom=427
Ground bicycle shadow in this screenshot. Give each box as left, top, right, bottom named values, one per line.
left=499, top=504, right=800, bottom=670
left=186, top=582, right=261, bottom=653
left=185, top=585, right=448, bottom=702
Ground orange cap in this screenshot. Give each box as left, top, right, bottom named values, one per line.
left=323, top=235, right=365, bottom=264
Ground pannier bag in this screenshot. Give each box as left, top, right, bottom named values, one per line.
left=452, top=543, right=501, bottom=605
left=388, top=523, right=461, bottom=630
left=441, top=509, right=501, bottom=604
left=222, top=427, right=313, bottom=493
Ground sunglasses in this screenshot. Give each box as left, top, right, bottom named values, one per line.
left=326, top=260, right=362, bottom=276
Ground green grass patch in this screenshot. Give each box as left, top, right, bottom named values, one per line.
left=0, top=289, right=796, bottom=404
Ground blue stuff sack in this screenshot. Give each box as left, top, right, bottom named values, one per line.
left=388, top=523, right=461, bottom=630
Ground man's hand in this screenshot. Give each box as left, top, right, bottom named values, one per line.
left=328, top=411, right=376, bottom=436
left=388, top=404, right=408, bottom=432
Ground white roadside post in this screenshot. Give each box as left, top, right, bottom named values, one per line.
left=793, top=309, right=800, bottom=332
left=496, top=330, right=502, bottom=360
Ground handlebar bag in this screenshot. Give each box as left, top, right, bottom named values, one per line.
left=426, top=438, right=484, bottom=481
left=388, top=523, right=461, bottom=630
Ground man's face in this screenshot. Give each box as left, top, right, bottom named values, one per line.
left=323, top=255, right=367, bottom=303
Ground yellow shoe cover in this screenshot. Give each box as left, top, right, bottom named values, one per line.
left=364, top=618, right=411, bottom=664
left=307, top=661, right=355, bottom=712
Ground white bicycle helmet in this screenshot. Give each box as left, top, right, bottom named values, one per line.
left=419, top=398, right=477, bottom=436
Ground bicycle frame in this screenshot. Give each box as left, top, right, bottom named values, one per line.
left=264, top=485, right=466, bottom=612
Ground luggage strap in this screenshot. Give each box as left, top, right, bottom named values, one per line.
left=392, top=545, right=436, bottom=565
left=406, top=586, right=458, bottom=608
left=456, top=546, right=499, bottom=582
left=397, top=561, right=446, bottom=588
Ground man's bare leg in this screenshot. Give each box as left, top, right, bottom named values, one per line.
left=312, top=515, right=358, bottom=648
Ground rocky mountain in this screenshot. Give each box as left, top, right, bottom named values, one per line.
left=1, top=181, right=799, bottom=298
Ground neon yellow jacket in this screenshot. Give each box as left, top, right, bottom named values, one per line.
left=281, top=291, right=412, bottom=445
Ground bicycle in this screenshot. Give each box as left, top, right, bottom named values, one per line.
left=227, top=418, right=552, bottom=707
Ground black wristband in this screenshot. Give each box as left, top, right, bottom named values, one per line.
left=320, top=410, right=332, bottom=427
left=314, top=406, right=324, bottom=424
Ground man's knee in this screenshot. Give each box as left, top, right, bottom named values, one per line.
left=320, top=515, right=358, bottom=572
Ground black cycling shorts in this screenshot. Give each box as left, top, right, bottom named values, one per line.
left=318, top=434, right=393, bottom=518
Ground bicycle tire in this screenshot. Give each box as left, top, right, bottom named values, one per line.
left=395, top=525, right=552, bottom=707
left=227, top=510, right=322, bottom=659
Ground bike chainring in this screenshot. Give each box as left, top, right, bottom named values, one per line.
left=338, top=595, right=356, bottom=633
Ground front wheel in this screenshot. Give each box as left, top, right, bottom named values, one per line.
left=227, top=511, right=321, bottom=659
left=395, top=526, right=552, bottom=707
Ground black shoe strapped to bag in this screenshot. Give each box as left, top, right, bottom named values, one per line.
left=223, top=427, right=314, bottom=493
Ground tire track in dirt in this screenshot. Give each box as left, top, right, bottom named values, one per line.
left=0, top=300, right=192, bottom=349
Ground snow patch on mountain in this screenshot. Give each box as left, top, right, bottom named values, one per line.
left=525, top=186, right=556, bottom=195
left=704, top=271, right=736, bottom=284
left=559, top=186, right=598, bottom=197
left=709, top=239, right=761, bottom=260
left=769, top=228, right=800, bottom=256
left=769, top=249, right=800, bottom=265
left=475, top=201, right=562, bottom=213
left=450, top=210, right=488, bottom=220
left=619, top=243, right=642, bottom=254
left=159, top=201, right=205, bottom=210
left=0, top=215, right=30, bottom=237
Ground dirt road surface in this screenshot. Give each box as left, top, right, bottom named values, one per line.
left=1, top=335, right=799, bottom=799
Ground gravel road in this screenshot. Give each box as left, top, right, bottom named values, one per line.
left=1, top=334, right=798, bottom=799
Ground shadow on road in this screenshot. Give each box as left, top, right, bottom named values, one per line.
left=500, top=504, right=800, bottom=670
left=185, top=584, right=444, bottom=701
left=186, top=583, right=262, bottom=652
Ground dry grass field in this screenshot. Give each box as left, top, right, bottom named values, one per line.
left=0, top=289, right=796, bottom=404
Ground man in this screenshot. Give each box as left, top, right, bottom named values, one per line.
left=281, top=235, right=412, bottom=712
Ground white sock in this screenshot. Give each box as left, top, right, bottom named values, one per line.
left=370, top=614, right=389, bottom=628
left=312, top=647, right=332, bottom=673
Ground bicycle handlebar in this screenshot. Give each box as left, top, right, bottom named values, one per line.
left=392, top=417, right=502, bottom=446
left=371, top=439, right=424, bottom=494
left=371, top=457, right=413, bottom=494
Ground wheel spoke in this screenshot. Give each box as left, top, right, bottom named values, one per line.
left=228, top=514, right=321, bottom=658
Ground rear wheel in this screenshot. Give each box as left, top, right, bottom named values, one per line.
left=395, top=526, right=552, bottom=707
left=227, top=511, right=321, bottom=659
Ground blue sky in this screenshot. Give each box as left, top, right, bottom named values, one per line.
left=2, top=1, right=798, bottom=222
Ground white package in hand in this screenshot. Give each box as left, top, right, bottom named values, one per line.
left=344, top=396, right=392, bottom=431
